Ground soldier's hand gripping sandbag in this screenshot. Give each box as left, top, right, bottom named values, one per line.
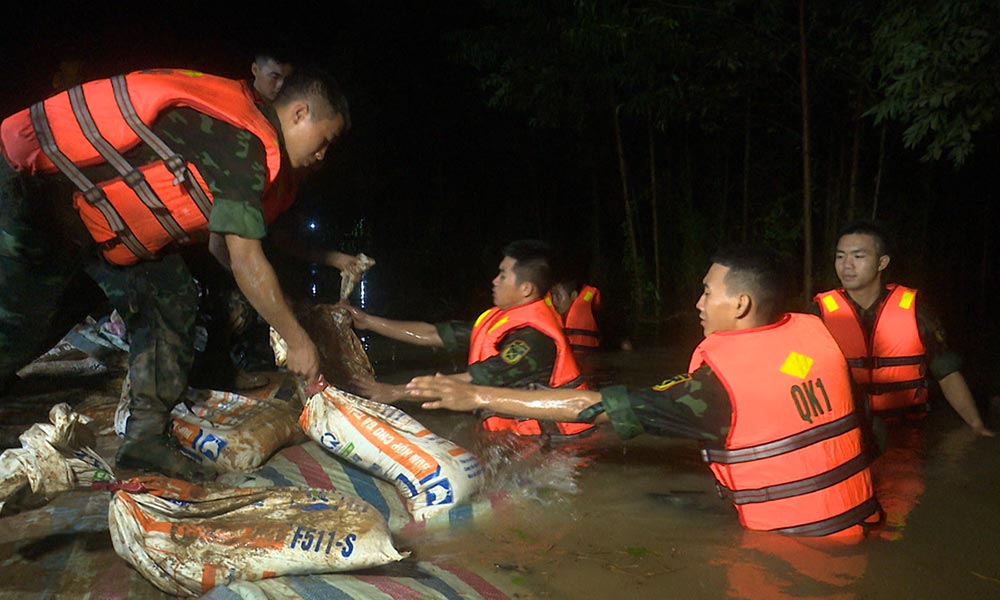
left=300, top=385, right=485, bottom=521
left=108, top=476, right=407, bottom=597
left=271, top=304, right=376, bottom=395
left=0, top=403, right=114, bottom=515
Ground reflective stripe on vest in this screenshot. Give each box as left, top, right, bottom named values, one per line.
left=2, top=69, right=281, bottom=265
left=27, top=101, right=154, bottom=261
left=689, top=313, right=877, bottom=535
left=814, top=285, right=927, bottom=412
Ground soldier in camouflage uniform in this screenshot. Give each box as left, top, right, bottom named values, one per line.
left=0, top=66, right=350, bottom=480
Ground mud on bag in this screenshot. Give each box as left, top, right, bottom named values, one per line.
left=300, top=386, right=485, bottom=521
left=108, top=476, right=406, bottom=597
left=0, top=403, right=114, bottom=515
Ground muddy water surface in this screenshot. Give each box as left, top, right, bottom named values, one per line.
left=2, top=342, right=998, bottom=599
left=378, top=346, right=1000, bottom=599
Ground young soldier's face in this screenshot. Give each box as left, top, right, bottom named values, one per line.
left=492, top=257, right=523, bottom=310
left=835, top=233, right=888, bottom=293
left=548, top=283, right=574, bottom=315
left=252, top=59, right=294, bottom=102
left=696, top=263, right=741, bottom=336
left=283, top=107, right=346, bottom=169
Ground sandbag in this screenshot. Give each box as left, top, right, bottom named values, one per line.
left=300, top=386, right=485, bottom=522
left=0, top=403, right=114, bottom=515
left=108, top=475, right=407, bottom=597
left=271, top=303, right=377, bottom=396
left=115, top=373, right=307, bottom=472
left=340, top=252, right=376, bottom=300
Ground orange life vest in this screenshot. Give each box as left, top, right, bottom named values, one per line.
left=548, top=284, right=601, bottom=351
left=0, top=69, right=282, bottom=265
left=689, top=313, right=879, bottom=536
left=814, top=285, right=927, bottom=413
left=468, top=299, right=593, bottom=437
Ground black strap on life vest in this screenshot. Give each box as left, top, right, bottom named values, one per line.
left=702, top=413, right=860, bottom=465
left=860, top=378, right=927, bottom=396
left=717, top=452, right=869, bottom=505
left=28, top=100, right=154, bottom=261
left=846, top=354, right=925, bottom=369
left=774, top=496, right=882, bottom=537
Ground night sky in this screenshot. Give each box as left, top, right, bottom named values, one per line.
left=4, top=3, right=1000, bottom=392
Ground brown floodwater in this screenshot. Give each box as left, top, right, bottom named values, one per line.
left=2, top=342, right=999, bottom=599
left=380, top=346, right=1000, bottom=600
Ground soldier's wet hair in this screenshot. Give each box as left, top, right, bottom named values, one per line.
left=837, top=220, right=891, bottom=258
left=503, top=239, right=555, bottom=295
left=274, top=65, right=351, bottom=130
left=711, top=245, right=789, bottom=324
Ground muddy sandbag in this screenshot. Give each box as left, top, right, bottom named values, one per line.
left=300, top=385, right=485, bottom=522
left=0, top=403, right=114, bottom=515
left=108, top=475, right=407, bottom=597
left=271, top=304, right=376, bottom=395
left=340, top=252, right=376, bottom=300
left=115, top=374, right=307, bottom=473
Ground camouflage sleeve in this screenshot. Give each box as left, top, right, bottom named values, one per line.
left=436, top=321, right=472, bottom=354
left=466, top=326, right=557, bottom=388
left=153, top=108, right=268, bottom=239
left=598, top=366, right=731, bottom=442
left=915, top=297, right=962, bottom=380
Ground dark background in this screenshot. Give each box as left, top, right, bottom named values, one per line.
left=3, top=2, right=998, bottom=398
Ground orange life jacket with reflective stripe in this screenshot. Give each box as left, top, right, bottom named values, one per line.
left=689, top=313, right=879, bottom=536
left=468, top=299, right=593, bottom=437
left=547, top=284, right=601, bottom=351
left=814, top=285, right=927, bottom=413
left=0, top=69, right=282, bottom=265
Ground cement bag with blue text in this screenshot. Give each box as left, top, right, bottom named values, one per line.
left=108, top=475, right=407, bottom=597
left=115, top=374, right=307, bottom=472
left=299, top=386, right=485, bottom=522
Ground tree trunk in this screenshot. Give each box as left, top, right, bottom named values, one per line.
left=846, top=89, right=864, bottom=222
left=872, top=123, right=886, bottom=220
left=742, top=97, right=751, bottom=244
left=648, top=119, right=661, bottom=305
left=799, top=0, right=814, bottom=300
left=613, top=103, right=643, bottom=317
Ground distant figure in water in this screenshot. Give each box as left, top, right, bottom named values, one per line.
left=345, top=239, right=597, bottom=441
left=408, top=246, right=884, bottom=539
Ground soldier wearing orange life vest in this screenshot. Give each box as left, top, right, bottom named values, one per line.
left=0, top=66, right=352, bottom=480
left=547, top=281, right=601, bottom=353
left=346, top=239, right=595, bottom=439
left=410, top=246, right=882, bottom=538
left=812, top=221, right=992, bottom=436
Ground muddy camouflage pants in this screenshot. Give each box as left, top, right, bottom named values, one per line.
left=0, top=161, right=198, bottom=439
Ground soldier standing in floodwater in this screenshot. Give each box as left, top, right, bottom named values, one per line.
left=409, top=246, right=883, bottom=539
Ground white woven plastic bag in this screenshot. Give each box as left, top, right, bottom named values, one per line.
left=299, top=385, right=484, bottom=521
left=108, top=476, right=407, bottom=597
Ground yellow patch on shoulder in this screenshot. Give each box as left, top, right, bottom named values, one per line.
left=821, top=294, right=840, bottom=312
left=898, top=290, right=915, bottom=310
left=652, top=373, right=692, bottom=391
left=780, top=351, right=814, bottom=379
left=501, top=340, right=531, bottom=364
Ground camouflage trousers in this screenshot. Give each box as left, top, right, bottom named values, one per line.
left=0, top=162, right=198, bottom=439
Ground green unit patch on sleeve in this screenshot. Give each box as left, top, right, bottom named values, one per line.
left=501, top=340, right=531, bottom=364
